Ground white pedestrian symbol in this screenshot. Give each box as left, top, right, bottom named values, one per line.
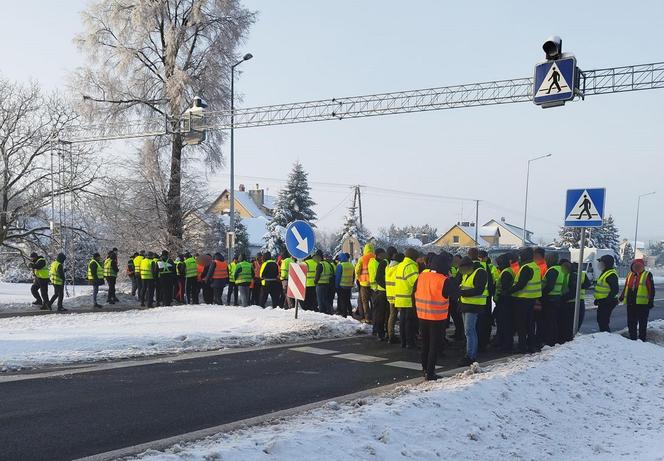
left=536, top=62, right=571, bottom=96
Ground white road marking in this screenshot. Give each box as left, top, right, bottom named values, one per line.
left=290, top=346, right=339, bottom=355
left=384, top=361, right=426, bottom=371
left=333, top=353, right=386, bottom=363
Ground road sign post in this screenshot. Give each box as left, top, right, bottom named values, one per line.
left=565, top=188, right=606, bottom=337
left=287, top=262, right=307, bottom=319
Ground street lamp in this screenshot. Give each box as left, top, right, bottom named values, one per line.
left=229, top=52, right=253, bottom=262
left=522, top=153, right=552, bottom=246
left=634, top=191, right=656, bottom=258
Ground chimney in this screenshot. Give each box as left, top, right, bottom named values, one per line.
left=501, top=216, right=506, bottom=222
left=238, top=184, right=246, bottom=192
left=248, top=184, right=265, bottom=208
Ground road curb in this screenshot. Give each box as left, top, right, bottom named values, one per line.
left=74, top=356, right=514, bottom=461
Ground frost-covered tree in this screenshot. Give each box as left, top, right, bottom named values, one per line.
left=401, top=224, right=438, bottom=245
left=622, top=241, right=635, bottom=263
left=555, top=227, right=595, bottom=249
left=233, top=216, right=250, bottom=259
left=335, top=203, right=371, bottom=254
left=0, top=78, right=99, bottom=254
left=593, top=215, right=621, bottom=253
left=74, top=0, right=255, bottom=249
left=263, top=162, right=317, bottom=254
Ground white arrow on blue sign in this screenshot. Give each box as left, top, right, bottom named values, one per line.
left=285, top=220, right=316, bottom=259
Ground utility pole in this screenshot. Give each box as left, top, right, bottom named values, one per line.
left=634, top=191, right=656, bottom=255
left=354, top=185, right=363, bottom=227
left=474, top=200, right=480, bottom=246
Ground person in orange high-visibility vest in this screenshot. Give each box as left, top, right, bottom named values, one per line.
left=414, top=252, right=458, bottom=381
left=206, top=252, right=229, bottom=305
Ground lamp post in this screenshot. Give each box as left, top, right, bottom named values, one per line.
left=522, top=154, right=552, bottom=245
left=634, top=191, right=656, bottom=258
left=229, top=53, right=253, bottom=262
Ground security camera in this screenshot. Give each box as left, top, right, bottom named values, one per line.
left=542, top=36, right=562, bottom=60
left=191, top=96, right=208, bottom=109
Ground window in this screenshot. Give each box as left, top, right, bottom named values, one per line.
left=452, top=235, right=460, bottom=244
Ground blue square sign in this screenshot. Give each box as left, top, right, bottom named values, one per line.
left=564, top=188, right=605, bottom=228
left=533, top=56, right=577, bottom=106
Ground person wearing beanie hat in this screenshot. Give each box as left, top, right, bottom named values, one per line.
left=87, top=252, right=105, bottom=308
left=48, top=253, right=67, bottom=311
left=335, top=252, right=355, bottom=317
left=594, top=254, right=619, bottom=332
left=620, top=258, right=655, bottom=341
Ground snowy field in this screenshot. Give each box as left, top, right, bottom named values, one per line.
left=133, top=322, right=664, bottom=461
left=0, top=305, right=369, bottom=371
left=0, top=281, right=124, bottom=312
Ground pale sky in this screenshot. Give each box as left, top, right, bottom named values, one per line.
left=1, top=0, right=662, bottom=243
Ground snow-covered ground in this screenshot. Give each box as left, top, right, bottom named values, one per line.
left=133, top=322, right=664, bottom=461
left=0, top=305, right=369, bottom=371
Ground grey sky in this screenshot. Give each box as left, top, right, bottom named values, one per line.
left=1, top=0, right=662, bottom=242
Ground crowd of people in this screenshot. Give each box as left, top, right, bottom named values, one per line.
left=27, top=243, right=656, bottom=379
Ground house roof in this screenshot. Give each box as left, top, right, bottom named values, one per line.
left=456, top=225, right=490, bottom=247
left=221, top=215, right=270, bottom=246
left=210, top=189, right=276, bottom=218
left=484, top=219, right=535, bottom=244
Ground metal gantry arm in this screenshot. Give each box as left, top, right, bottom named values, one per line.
left=61, top=61, right=664, bottom=143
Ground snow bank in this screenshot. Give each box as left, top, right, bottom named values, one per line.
left=134, top=328, right=664, bottom=461
left=0, top=282, right=117, bottom=313
left=0, top=306, right=369, bottom=371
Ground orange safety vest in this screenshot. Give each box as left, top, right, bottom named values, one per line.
left=197, top=264, right=205, bottom=281
left=253, top=260, right=262, bottom=279
left=358, top=253, right=375, bottom=285
left=213, top=260, right=229, bottom=279
left=414, top=271, right=450, bottom=321
left=510, top=261, right=520, bottom=274
left=537, top=261, right=548, bottom=278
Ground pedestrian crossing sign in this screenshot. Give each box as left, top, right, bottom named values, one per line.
left=564, top=188, right=605, bottom=228
left=533, top=56, right=577, bottom=106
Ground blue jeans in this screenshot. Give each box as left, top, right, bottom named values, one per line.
left=463, top=312, right=479, bottom=360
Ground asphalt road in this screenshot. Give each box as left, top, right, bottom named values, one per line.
left=1, top=293, right=662, bottom=461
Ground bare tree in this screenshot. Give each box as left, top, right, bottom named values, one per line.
left=73, top=0, right=256, bottom=249
left=0, top=78, right=100, bottom=255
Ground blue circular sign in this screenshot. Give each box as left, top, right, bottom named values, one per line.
left=285, top=220, right=316, bottom=260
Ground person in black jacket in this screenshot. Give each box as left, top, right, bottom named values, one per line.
left=540, top=253, right=562, bottom=347
left=48, top=253, right=67, bottom=311
left=372, top=248, right=389, bottom=340
left=458, top=256, right=488, bottom=366
left=510, top=247, right=538, bottom=353
left=28, top=252, right=50, bottom=309
left=619, top=258, right=655, bottom=341
left=594, top=255, right=620, bottom=332
left=260, top=252, right=280, bottom=308
left=105, top=250, right=120, bottom=305
left=494, top=253, right=515, bottom=352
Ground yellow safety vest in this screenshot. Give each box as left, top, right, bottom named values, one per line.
left=305, top=259, right=318, bottom=287
left=87, top=259, right=103, bottom=281
left=339, top=262, right=354, bottom=287
left=385, top=262, right=399, bottom=304
left=34, top=257, right=49, bottom=279
left=460, top=267, right=488, bottom=306
left=140, top=258, right=153, bottom=280
left=625, top=271, right=651, bottom=305
left=317, top=261, right=334, bottom=285
left=49, top=261, right=63, bottom=286
left=103, top=257, right=117, bottom=278
left=280, top=257, right=293, bottom=280
left=544, top=265, right=565, bottom=297
left=513, top=261, right=542, bottom=299
left=595, top=268, right=618, bottom=300
left=394, top=257, right=419, bottom=308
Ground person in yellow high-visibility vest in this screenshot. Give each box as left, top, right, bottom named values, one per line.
left=371, top=248, right=389, bottom=340
left=394, top=248, right=420, bottom=348
left=28, top=252, right=50, bottom=310
left=385, top=247, right=400, bottom=343
left=335, top=253, right=355, bottom=317
left=619, top=258, right=655, bottom=341
left=509, top=247, right=542, bottom=353
left=458, top=256, right=488, bottom=366
left=48, top=253, right=67, bottom=311
left=354, top=243, right=376, bottom=321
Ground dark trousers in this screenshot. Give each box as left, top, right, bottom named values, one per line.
left=185, top=277, right=199, bottom=304
left=202, top=283, right=213, bottom=304
left=212, top=281, right=227, bottom=305
left=316, top=284, right=332, bottom=314
left=155, top=279, right=161, bottom=305
left=31, top=278, right=49, bottom=305
left=175, top=277, right=185, bottom=302
left=106, top=277, right=117, bottom=302
left=513, top=298, right=535, bottom=352
left=420, top=319, right=444, bottom=377
left=373, top=291, right=389, bottom=338
left=597, top=299, right=617, bottom=332
left=496, top=299, right=514, bottom=351
left=449, top=299, right=464, bottom=339
left=399, top=308, right=417, bottom=347
left=627, top=304, right=650, bottom=341
left=476, top=299, right=492, bottom=349
left=49, top=284, right=64, bottom=309
left=337, top=287, right=352, bottom=317
left=558, top=301, right=574, bottom=343
left=143, top=280, right=155, bottom=307
left=161, top=277, right=174, bottom=306
left=226, top=282, right=238, bottom=306
left=541, top=297, right=560, bottom=346
left=251, top=280, right=262, bottom=306
left=261, top=281, right=282, bottom=308
left=132, top=275, right=139, bottom=297
left=304, top=286, right=317, bottom=311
